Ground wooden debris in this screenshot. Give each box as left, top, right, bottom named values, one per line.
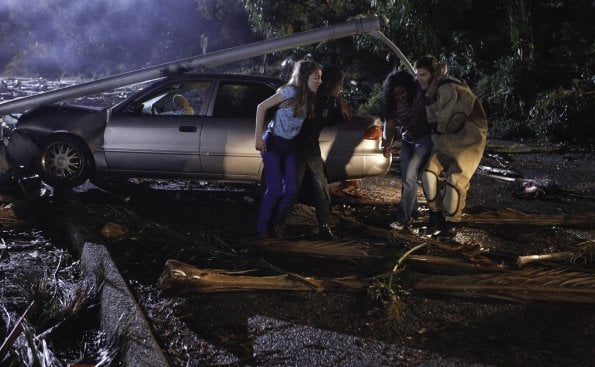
left=485, top=143, right=564, bottom=154
left=0, top=200, right=35, bottom=228
left=157, top=259, right=366, bottom=295
left=100, top=222, right=129, bottom=238
left=463, top=208, right=595, bottom=226
left=517, top=252, right=574, bottom=267
left=247, top=238, right=381, bottom=259
left=517, top=240, right=595, bottom=267
left=476, top=172, right=594, bottom=200
left=406, top=255, right=508, bottom=274
left=414, top=268, right=595, bottom=303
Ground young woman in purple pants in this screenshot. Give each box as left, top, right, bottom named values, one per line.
left=254, top=60, right=323, bottom=240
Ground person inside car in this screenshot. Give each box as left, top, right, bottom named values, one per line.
left=171, top=94, right=194, bottom=115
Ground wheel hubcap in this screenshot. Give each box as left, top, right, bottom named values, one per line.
left=44, top=142, right=81, bottom=179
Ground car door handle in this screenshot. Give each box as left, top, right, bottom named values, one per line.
left=179, top=126, right=197, bottom=132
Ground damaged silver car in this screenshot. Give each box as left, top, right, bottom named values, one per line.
left=2, top=73, right=389, bottom=188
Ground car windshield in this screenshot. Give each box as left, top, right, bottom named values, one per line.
left=126, top=81, right=213, bottom=116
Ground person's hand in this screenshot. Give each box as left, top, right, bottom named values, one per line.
left=383, top=145, right=393, bottom=158
left=425, top=63, right=448, bottom=99
left=255, top=137, right=266, bottom=152
left=338, top=96, right=352, bottom=120
left=435, top=63, right=448, bottom=79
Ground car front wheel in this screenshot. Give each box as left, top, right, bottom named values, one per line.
left=39, top=136, right=91, bottom=187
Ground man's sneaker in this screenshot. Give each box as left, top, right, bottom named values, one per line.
left=389, top=221, right=407, bottom=230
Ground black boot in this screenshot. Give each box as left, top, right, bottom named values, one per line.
left=436, top=221, right=459, bottom=242
left=319, top=224, right=337, bottom=240
left=429, top=211, right=443, bottom=228
left=421, top=211, right=443, bottom=237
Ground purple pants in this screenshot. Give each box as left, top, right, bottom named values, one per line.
left=256, top=133, right=298, bottom=234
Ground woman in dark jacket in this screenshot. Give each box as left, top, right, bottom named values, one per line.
left=382, top=70, right=433, bottom=230
left=296, top=66, right=352, bottom=240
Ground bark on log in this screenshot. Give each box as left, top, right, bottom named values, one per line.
left=157, top=259, right=365, bottom=295
left=414, top=268, right=595, bottom=303
left=462, top=208, right=595, bottom=226
left=247, top=238, right=381, bottom=259
left=406, top=255, right=508, bottom=274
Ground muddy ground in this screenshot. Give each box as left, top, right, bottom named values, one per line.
left=49, top=144, right=593, bottom=366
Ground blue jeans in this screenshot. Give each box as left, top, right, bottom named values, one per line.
left=256, top=134, right=298, bottom=234
left=395, top=135, right=432, bottom=224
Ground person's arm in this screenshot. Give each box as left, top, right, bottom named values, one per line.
left=255, top=92, right=286, bottom=151
left=317, top=95, right=351, bottom=126
left=425, top=63, right=448, bottom=102
left=382, top=118, right=397, bottom=158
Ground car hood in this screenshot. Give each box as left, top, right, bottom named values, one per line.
left=18, top=103, right=104, bottom=120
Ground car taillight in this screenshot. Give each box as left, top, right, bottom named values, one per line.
left=363, top=125, right=382, bottom=140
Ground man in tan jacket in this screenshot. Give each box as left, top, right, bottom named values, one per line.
left=415, top=55, right=488, bottom=241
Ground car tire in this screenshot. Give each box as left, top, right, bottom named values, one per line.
left=38, top=135, right=92, bottom=187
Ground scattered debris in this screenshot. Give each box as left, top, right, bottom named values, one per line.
left=0, top=301, right=34, bottom=359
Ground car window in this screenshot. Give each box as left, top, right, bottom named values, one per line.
left=212, top=82, right=275, bottom=118
left=138, top=81, right=212, bottom=115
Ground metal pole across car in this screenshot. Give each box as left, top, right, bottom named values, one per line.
left=0, top=16, right=385, bottom=116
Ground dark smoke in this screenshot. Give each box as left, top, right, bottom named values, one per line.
left=0, top=0, right=244, bottom=77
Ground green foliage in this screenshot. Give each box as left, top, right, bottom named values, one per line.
left=242, top=0, right=370, bottom=37
left=355, top=82, right=383, bottom=117
left=474, top=56, right=535, bottom=124
left=527, top=88, right=595, bottom=146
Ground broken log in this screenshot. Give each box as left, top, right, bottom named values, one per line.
left=484, top=143, right=565, bottom=154
left=414, top=268, right=595, bottom=303
left=462, top=208, right=595, bottom=226
left=157, top=259, right=365, bottom=295
left=246, top=238, right=382, bottom=259
left=517, top=240, right=595, bottom=267
left=406, top=255, right=508, bottom=274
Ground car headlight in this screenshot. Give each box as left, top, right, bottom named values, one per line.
left=0, top=114, right=18, bottom=144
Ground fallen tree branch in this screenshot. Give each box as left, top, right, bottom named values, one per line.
left=463, top=208, right=595, bottom=226
left=414, top=268, right=595, bottom=303
left=407, top=254, right=508, bottom=274
left=485, top=143, right=565, bottom=154
left=246, top=238, right=381, bottom=259
left=157, top=259, right=366, bottom=295
left=517, top=240, right=595, bottom=267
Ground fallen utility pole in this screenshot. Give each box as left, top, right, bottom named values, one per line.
left=0, top=16, right=403, bottom=115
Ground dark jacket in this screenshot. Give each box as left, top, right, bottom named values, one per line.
left=296, top=93, right=350, bottom=204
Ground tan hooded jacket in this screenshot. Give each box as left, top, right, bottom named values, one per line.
left=426, top=78, right=488, bottom=159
